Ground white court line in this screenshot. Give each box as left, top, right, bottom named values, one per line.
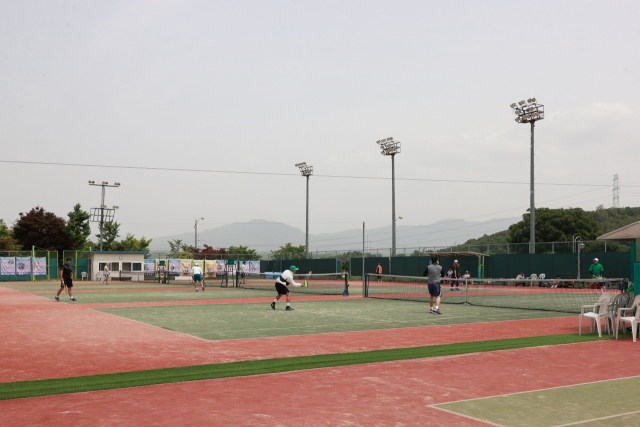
left=432, top=373, right=640, bottom=407
left=427, top=405, right=508, bottom=427
left=551, top=409, right=640, bottom=426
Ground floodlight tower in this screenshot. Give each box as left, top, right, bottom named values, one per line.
left=613, top=174, right=620, bottom=208
left=296, top=162, right=313, bottom=259
left=194, top=217, right=205, bottom=250
left=88, top=181, right=121, bottom=251
left=376, top=137, right=401, bottom=256
left=511, top=98, right=544, bottom=254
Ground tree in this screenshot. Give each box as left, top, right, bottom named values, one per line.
left=168, top=239, right=183, bottom=253
left=271, top=243, right=306, bottom=256
left=65, top=204, right=91, bottom=250
left=508, top=208, right=600, bottom=244
left=12, top=206, right=73, bottom=251
left=0, top=219, right=19, bottom=251
left=228, top=245, right=261, bottom=260
left=113, top=233, right=152, bottom=251
left=95, top=221, right=121, bottom=251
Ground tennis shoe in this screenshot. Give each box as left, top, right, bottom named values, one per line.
left=450, top=288, right=454, bottom=291
left=195, top=289, right=198, bottom=292
left=455, top=288, right=461, bottom=291
left=434, top=308, right=442, bottom=314
left=271, top=302, right=275, bottom=310
left=430, top=307, right=435, bottom=313
left=55, top=296, right=59, bottom=301
left=286, top=306, right=294, bottom=311
left=70, top=297, right=76, bottom=301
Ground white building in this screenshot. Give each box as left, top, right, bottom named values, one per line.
left=86, top=251, right=148, bottom=281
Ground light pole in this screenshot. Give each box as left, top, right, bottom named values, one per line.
left=376, top=137, right=401, bottom=256
left=295, top=162, right=313, bottom=259
left=573, top=236, right=585, bottom=279
left=194, top=217, right=205, bottom=250
left=88, top=181, right=121, bottom=251
left=511, top=98, right=544, bottom=254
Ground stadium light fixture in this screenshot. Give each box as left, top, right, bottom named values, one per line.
left=376, top=137, right=402, bottom=256
left=89, top=180, right=121, bottom=251
left=296, top=162, right=314, bottom=258
left=511, top=98, right=544, bottom=254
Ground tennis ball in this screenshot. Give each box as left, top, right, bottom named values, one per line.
left=342, top=275, right=345, bottom=278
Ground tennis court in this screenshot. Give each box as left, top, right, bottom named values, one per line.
left=1, top=278, right=639, bottom=426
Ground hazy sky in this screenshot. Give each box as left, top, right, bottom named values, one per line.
left=2, top=1, right=639, bottom=250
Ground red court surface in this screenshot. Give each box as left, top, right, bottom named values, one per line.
left=2, top=340, right=639, bottom=426
left=1, top=287, right=605, bottom=384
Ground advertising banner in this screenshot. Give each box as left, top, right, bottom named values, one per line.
left=168, top=259, right=180, bottom=276
left=1, top=257, right=15, bottom=275
left=180, top=260, right=192, bottom=276
left=16, top=257, right=31, bottom=275
left=204, top=260, right=216, bottom=277
left=32, top=257, right=47, bottom=276
left=144, top=259, right=156, bottom=276
left=249, top=261, right=260, bottom=275
left=215, top=260, right=226, bottom=275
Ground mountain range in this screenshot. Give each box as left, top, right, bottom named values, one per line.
left=147, top=217, right=520, bottom=254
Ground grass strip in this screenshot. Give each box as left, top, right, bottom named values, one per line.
left=0, top=333, right=620, bottom=401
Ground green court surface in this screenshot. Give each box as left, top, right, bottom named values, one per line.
left=97, top=298, right=573, bottom=340
left=434, top=375, right=640, bottom=427
left=29, top=287, right=360, bottom=303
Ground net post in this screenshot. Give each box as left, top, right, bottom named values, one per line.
left=464, top=279, right=468, bottom=305
left=363, top=274, right=368, bottom=297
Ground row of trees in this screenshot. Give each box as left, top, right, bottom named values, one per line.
left=0, top=205, right=152, bottom=252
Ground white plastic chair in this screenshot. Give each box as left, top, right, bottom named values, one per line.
left=579, top=292, right=612, bottom=337
left=81, top=272, right=88, bottom=281
left=606, top=293, right=630, bottom=335
left=616, top=295, right=640, bottom=341
left=95, top=272, right=102, bottom=281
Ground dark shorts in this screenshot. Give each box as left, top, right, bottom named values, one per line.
left=428, top=282, right=441, bottom=297
left=275, top=282, right=290, bottom=295
left=193, top=274, right=202, bottom=282
left=241, top=272, right=245, bottom=278
left=62, top=277, right=73, bottom=288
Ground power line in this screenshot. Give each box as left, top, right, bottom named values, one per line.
left=1, top=159, right=632, bottom=187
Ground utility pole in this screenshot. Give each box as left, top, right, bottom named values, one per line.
left=89, top=181, right=120, bottom=251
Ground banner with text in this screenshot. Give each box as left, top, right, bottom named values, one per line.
left=32, top=257, right=47, bottom=276
left=204, top=260, right=216, bottom=277
left=1, top=257, right=15, bottom=275
left=16, top=257, right=31, bottom=275
left=144, top=259, right=156, bottom=276
left=168, top=259, right=180, bottom=276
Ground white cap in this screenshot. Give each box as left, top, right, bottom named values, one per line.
left=594, top=258, right=599, bottom=261
left=454, top=259, right=458, bottom=263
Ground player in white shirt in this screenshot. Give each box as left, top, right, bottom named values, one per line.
left=271, top=265, right=302, bottom=311
left=191, top=263, right=204, bottom=292
left=103, top=263, right=111, bottom=285
left=462, top=271, right=471, bottom=279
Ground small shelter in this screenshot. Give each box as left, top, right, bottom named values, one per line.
left=596, top=221, right=640, bottom=283
left=427, top=251, right=489, bottom=278
left=86, top=251, right=148, bottom=281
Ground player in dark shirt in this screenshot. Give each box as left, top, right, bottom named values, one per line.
left=56, top=258, right=76, bottom=301
left=452, top=260, right=461, bottom=291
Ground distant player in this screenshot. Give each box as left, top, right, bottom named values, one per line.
left=240, top=261, right=248, bottom=285
left=191, top=262, right=204, bottom=291
left=56, top=258, right=76, bottom=302
left=452, top=259, right=461, bottom=291
left=375, top=263, right=383, bottom=283
left=271, top=265, right=302, bottom=311
left=103, top=263, right=111, bottom=285
left=589, top=258, right=604, bottom=294
left=424, top=256, right=443, bottom=314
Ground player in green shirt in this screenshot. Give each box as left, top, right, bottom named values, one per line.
left=589, top=258, right=605, bottom=294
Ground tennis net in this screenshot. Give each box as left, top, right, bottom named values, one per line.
left=239, top=272, right=350, bottom=296
left=365, top=274, right=628, bottom=313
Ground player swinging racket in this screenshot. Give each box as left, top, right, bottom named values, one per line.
left=271, top=265, right=302, bottom=311
left=56, top=258, right=76, bottom=302
left=191, top=262, right=204, bottom=292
